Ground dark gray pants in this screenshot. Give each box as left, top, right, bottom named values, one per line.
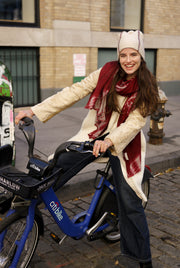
left=55, top=151, right=152, bottom=262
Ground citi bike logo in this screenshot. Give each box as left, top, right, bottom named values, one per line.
left=50, top=201, right=63, bottom=221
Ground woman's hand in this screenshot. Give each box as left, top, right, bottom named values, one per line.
left=93, top=138, right=113, bottom=157
left=15, top=109, right=34, bottom=125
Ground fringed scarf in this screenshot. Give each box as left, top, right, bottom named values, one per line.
left=85, top=61, right=141, bottom=177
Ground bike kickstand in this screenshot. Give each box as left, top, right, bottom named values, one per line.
left=59, top=235, right=67, bottom=245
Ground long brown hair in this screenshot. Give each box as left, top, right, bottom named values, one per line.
left=107, top=59, right=159, bottom=117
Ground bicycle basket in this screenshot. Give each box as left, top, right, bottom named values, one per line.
left=0, top=166, right=57, bottom=199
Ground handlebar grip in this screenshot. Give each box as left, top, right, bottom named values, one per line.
left=18, top=117, right=35, bottom=158
left=19, top=117, right=34, bottom=129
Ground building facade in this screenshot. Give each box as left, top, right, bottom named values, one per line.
left=0, top=0, right=180, bottom=107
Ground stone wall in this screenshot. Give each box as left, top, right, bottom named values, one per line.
left=40, top=0, right=110, bottom=31
left=144, top=0, right=180, bottom=35
left=40, top=46, right=98, bottom=97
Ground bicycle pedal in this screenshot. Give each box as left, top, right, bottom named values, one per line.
left=87, top=231, right=105, bottom=241
left=50, top=232, right=67, bottom=245
left=50, top=232, right=60, bottom=243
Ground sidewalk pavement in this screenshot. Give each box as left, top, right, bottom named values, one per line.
left=14, top=95, right=180, bottom=201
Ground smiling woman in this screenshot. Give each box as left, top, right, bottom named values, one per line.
left=15, top=30, right=159, bottom=268
left=119, top=48, right=141, bottom=80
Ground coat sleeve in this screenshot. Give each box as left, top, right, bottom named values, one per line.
left=31, top=69, right=101, bottom=122
left=106, top=108, right=147, bottom=155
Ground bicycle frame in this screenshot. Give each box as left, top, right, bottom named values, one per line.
left=0, top=171, right=116, bottom=267
left=42, top=174, right=115, bottom=237
left=0, top=118, right=152, bottom=267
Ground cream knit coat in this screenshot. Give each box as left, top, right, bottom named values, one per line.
left=32, top=68, right=147, bottom=201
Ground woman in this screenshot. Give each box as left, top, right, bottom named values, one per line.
left=15, top=30, right=159, bottom=268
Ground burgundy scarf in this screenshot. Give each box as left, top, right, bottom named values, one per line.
left=85, top=61, right=141, bottom=177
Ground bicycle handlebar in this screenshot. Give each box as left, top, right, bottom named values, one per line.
left=67, top=141, right=109, bottom=158
left=67, top=141, right=94, bottom=153
left=18, top=117, right=35, bottom=158
left=18, top=117, right=108, bottom=160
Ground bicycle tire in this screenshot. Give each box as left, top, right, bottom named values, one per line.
left=90, top=175, right=119, bottom=243
left=91, top=175, right=150, bottom=243
left=0, top=211, right=39, bottom=268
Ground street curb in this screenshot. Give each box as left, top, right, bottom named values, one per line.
left=57, top=150, right=180, bottom=202
left=146, top=149, right=180, bottom=174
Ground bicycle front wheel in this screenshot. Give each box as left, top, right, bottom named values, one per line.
left=0, top=212, right=39, bottom=268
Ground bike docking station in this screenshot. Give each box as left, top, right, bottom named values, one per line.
left=0, top=112, right=153, bottom=267
left=0, top=61, right=15, bottom=214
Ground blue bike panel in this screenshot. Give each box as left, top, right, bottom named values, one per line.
left=40, top=187, right=87, bottom=238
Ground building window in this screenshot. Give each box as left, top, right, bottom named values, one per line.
left=0, top=47, right=40, bottom=107
left=0, top=0, right=39, bottom=27
left=110, top=0, right=143, bottom=31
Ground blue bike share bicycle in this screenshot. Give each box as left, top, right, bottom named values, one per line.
left=0, top=117, right=152, bottom=268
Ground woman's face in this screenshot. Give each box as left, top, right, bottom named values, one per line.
left=119, top=48, right=141, bottom=80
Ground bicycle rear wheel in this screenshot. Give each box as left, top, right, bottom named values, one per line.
left=0, top=212, right=39, bottom=268
left=90, top=175, right=119, bottom=243
left=91, top=175, right=150, bottom=243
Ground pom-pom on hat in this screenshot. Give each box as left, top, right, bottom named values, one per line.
left=117, top=30, right=145, bottom=60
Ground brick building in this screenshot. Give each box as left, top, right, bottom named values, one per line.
left=0, top=0, right=180, bottom=107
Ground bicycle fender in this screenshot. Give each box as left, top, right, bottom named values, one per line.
left=0, top=207, right=44, bottom=236
left=35, top=208, right=44, bottom=236
left=142, top=166, right=154, bottom=183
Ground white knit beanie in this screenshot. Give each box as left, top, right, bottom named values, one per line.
left=117, top=30, right=145, bottom=60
